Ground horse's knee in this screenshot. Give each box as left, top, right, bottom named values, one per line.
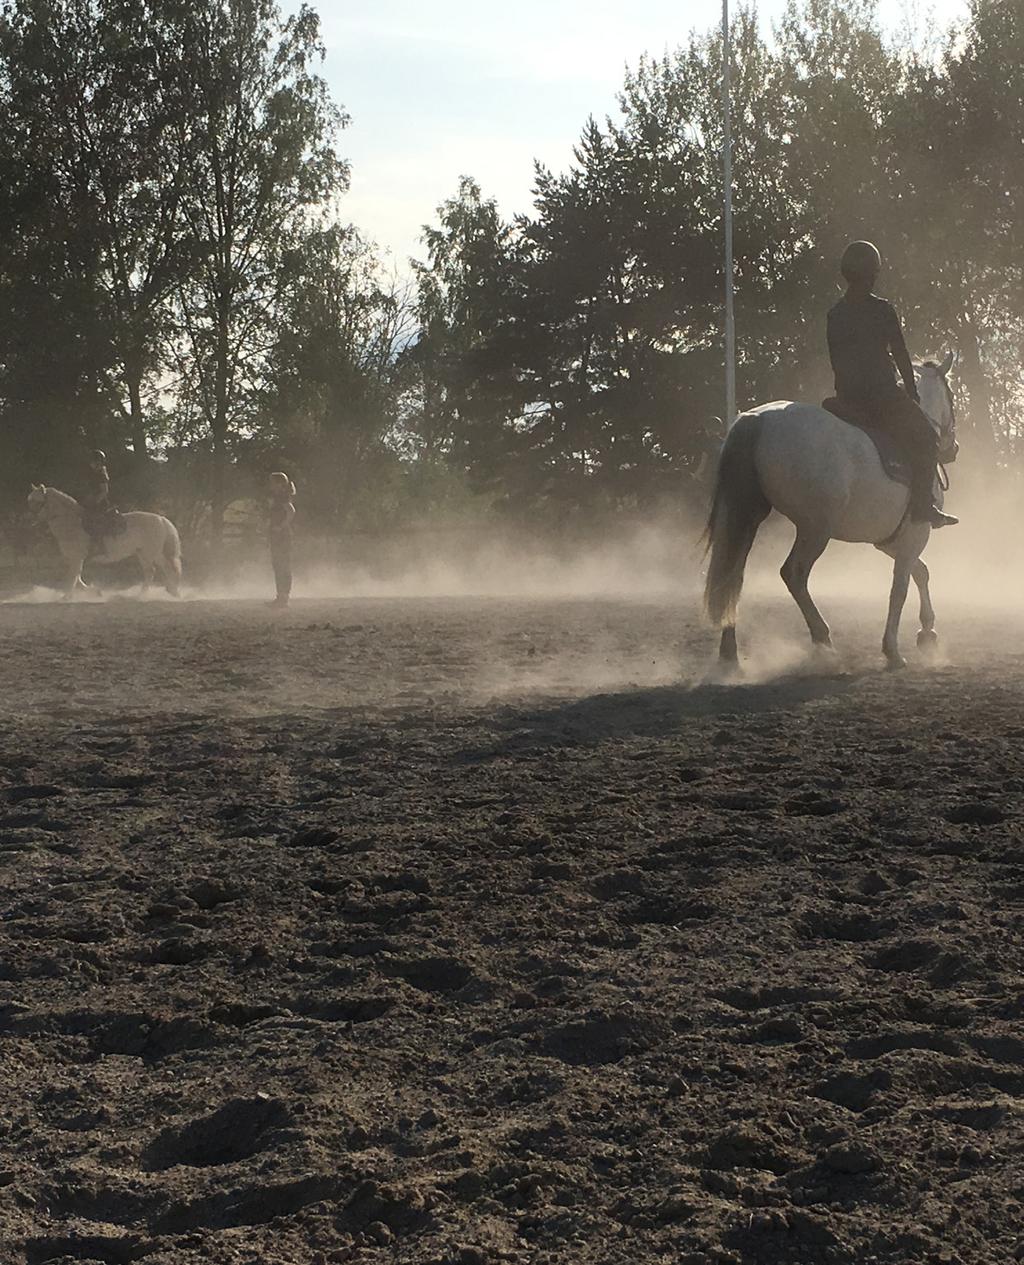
left=780, top=557, right=803, bottom=591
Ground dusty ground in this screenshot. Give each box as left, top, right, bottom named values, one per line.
left=0, top=592, right=1022, bottom=1265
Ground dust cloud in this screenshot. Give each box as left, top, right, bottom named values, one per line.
left=4, top=465, right=1018, bottom=701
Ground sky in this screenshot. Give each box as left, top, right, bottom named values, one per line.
left=313, top=0, right=971, bottom=267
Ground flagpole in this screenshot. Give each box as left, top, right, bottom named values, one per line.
left=722, top=0, right=736, bottom=423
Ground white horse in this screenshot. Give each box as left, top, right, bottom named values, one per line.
left=703, top=355, right=959, bottom=669
left=27, top=485, right=183, bottom=599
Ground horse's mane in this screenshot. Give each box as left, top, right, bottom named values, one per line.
left=43, top=486, right=79, bottom=508
left=914, top=361, right=956, bottom=421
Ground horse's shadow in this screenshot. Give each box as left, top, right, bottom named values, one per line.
left=457, top=668, right=865, bottom=762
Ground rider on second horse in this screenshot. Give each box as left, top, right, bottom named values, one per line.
left=81, top=450, right=124, bottom=551
left=826, top=241, right=957, bottom=529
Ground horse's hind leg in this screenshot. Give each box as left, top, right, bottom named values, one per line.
left=781, top=529, right=832, bottom=647
left=161, top=556, right=182, bottom=597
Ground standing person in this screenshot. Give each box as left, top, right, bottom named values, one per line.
left=267, top=471, right=296, bottom=609
left=826, top=240, right=957, bottom=528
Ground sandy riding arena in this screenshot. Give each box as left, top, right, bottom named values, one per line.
left=1, top=593, right=1023, bottom=1265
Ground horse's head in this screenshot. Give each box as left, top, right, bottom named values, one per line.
left=916, top=352, right=959, bottom=464
left=27, top=484, right=48, bottom=520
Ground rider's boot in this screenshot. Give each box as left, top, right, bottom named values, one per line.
left=910, top=493, right=958, bottom=529
left=909, top=463, right=958, bottom=529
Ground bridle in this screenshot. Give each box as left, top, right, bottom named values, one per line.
left=917, top=364, right=959, bottom=467
left=27, top=486, right=49, bottom=524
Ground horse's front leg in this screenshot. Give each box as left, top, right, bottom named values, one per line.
left=62, top=559, right=86, bottom=600
left=911, top=558, right=939, bottom=654
left=882, top=559, right=913, bottom=669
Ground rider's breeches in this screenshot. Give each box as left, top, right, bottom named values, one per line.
left=874, top=389, right=939, bottom=512
left=270, top=531, right=292, bottom=600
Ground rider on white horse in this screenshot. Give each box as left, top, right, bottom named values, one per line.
left=81, top=449, right=125, bottom=555
left=825, top=241, right=957, bottom=530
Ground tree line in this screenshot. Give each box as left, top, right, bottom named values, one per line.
left=0, top=0, right=1020, bottom=545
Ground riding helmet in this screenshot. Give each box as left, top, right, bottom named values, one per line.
left=840, top=241, right=882, bottom=284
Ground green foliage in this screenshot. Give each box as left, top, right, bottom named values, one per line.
left=0, top=0, right=1021, bottom=542
left=410, top=0, right=1023, bottom=511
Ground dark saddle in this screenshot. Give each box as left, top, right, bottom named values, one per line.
left=821, top=398, right=911, bottom=486
left=83, top=506, right=127, bottom=539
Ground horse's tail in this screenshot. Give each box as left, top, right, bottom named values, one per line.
left=163, top=520, right=183, bottom=593
left=702, top=412, right=771, bottom=627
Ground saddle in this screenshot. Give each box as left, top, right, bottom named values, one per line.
left=84, top=506, right=127, bottom=539
left=821, top=397, right=911, bottom=487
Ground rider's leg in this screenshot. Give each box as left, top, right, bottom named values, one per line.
left=780, top=528, right=832, bottom=647
left=884, top=393, right=957, bottom=527
left=269, top=534, right=292, bottom=607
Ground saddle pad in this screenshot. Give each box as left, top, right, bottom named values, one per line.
left=821, top=399, right=911, bottom=487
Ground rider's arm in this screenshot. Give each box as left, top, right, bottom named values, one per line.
left=886, top=305, right=919, bottom=402
left=825, top=308, right=839, bottom=374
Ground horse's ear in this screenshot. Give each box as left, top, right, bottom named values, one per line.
left=939, top=349, right=955, bottom=377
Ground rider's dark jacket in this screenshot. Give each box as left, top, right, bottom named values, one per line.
left=826, top=293, right=912, bottom=403
left=825, top=290, right=937, bottom=517
left=83, top=466, right=111, bottom=512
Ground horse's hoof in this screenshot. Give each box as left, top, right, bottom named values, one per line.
left=885, top=652, right=908, bottom=672
left=917, top=628, right=939, bottom=656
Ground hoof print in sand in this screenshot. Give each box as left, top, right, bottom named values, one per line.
left=185, top=878, right=241, bottom=909
left=289, top=992, right=394, bottom=1023
left=4, top=784, right=64, bottom=803
left=22, top=1235, right=152, bottom=1264
left=143, top=1094, right=291, bottom=1170
left=869, top=936, right=976, bottom=985
left=799, top=909, right=892, bottom=942
left=340, top=1178, right=434, bottom=1241
left=384, top=956, right=474, bottom=994
left=287, top=825, right=341, bottom=848
left=148, top=937, right=213, bottom=966
left=153, top=1173, right=348, bottom=1234
left=617, top=894, right=715, bottom=927
left=704, top=1124, right=797, bottom=1175
left=811, top=1068, right=892, bottom=1112
left=945, top=801, right=1007, bottom=826
left=785, top=793, right=846, bottom=816
left=538, top=1008, right=669, bottom=1066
